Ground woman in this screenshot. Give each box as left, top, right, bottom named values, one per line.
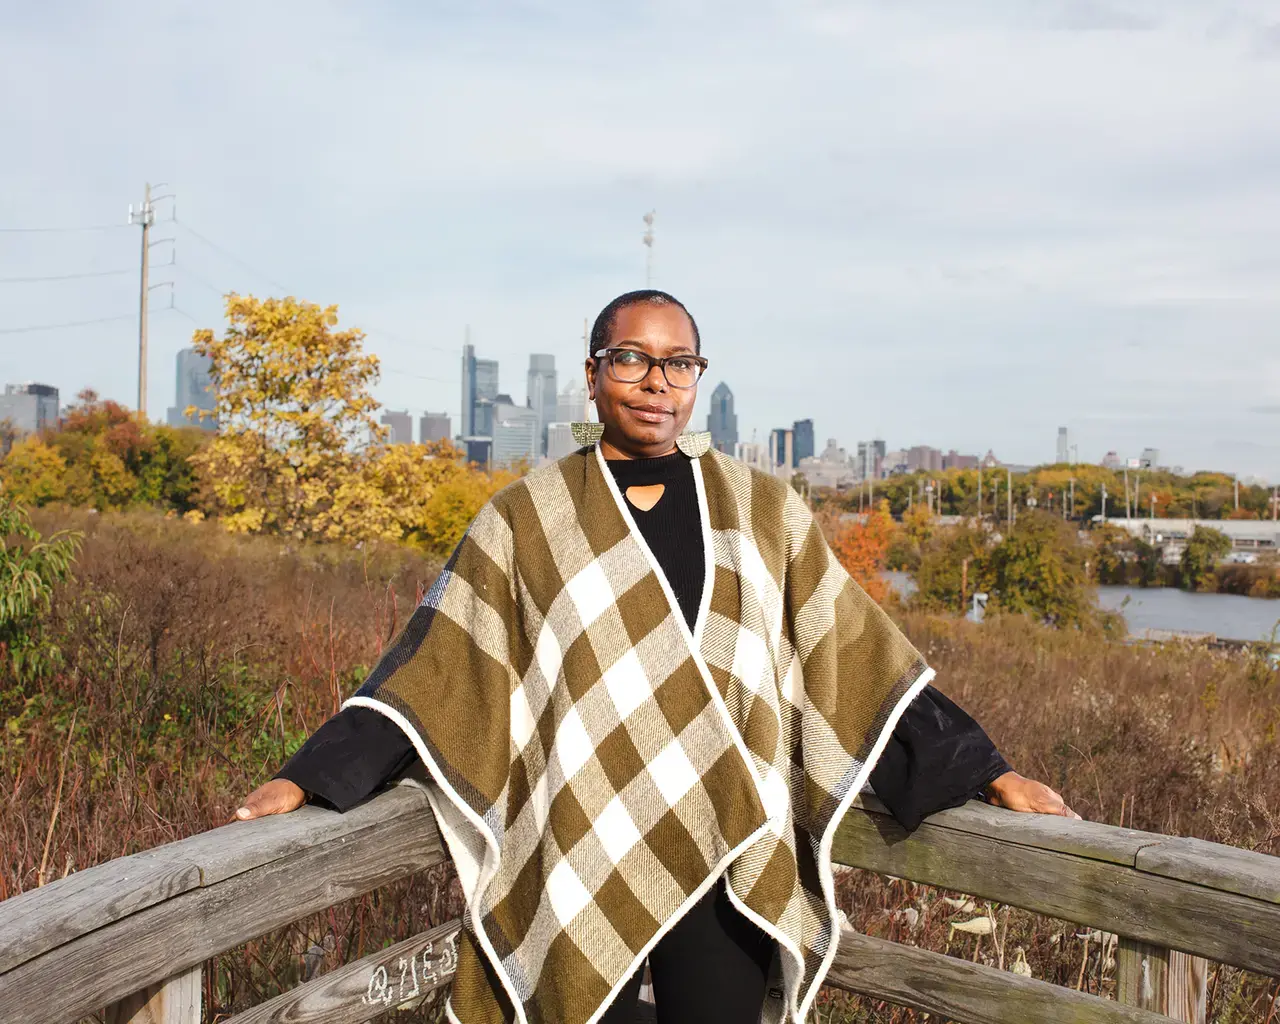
left=237, top=289, right=1076, bottom=1024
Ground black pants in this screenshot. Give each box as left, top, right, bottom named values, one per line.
left=599, top=880, right=774, bottom=1024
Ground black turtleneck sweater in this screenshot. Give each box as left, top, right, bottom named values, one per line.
left=278, top=452, right=1008, bottom=831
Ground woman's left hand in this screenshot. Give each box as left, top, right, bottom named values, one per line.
left=984, top=771, right=1081, bottom=820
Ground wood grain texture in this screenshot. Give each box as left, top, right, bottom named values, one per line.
left=225, top=921, right=461, bottom=1024
left=833, top=804, right=1280, bottom=976
left=0, top=812, right=446, bottom=1024
left=1167, top=950, right=1208, bottom=1024
left=829, top=927, right=1171, bottom=1024
left=1135, top=836, right=1280, bottom=906
left=103, top=965, right=202, bottom=1024
left=852, top=794, right=1165, bottom=867
left=0, top=785, right=433, bottom=976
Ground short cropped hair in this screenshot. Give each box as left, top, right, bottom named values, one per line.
left=589, top=289, right=701, bottom=356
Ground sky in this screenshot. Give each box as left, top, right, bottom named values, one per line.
left=2, top=0, right=1280, bottom=478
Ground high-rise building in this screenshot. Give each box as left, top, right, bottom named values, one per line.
left=526, top=354, right=557, bottom=456
left=1140, top=447, right=1160, bottom=470
left=906, top=445, right=942, bottom=473
left=769, top=428, right=794, bottom=472
left=165, top=348, right=215, bottom=429
left=0, top=382, right=58, bottom=437
left=556, top=380, right=587, bottom=425
left=943, top=450, right=979, bottom=471
left=419, top=412, right=451, bottom=444
left=1057, top=427, right=1070, bottom=465
left=856, top=439, right=888, bottom=479
left=492, top=401, right=540, bottom=467
left=460, top=338, right=499, bottom=438
left=792, top=419, right=815, bottom=465
left=707, top=382, right=737, bottom=454
left=380, top=409, right=413, bottom=444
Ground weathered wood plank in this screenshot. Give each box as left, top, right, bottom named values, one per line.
left=1116, top=938, right=1168, bottom=1011
left=103, top=964, right=202, bottom=1024
left=854, top=793, right=1165, bottom=868
left=833, top=804, right=1280, bottom=977
left=0, top=784, right=432, bottom=976
left=0, top=812, right=447, bottom=1024
left=225, top=921, right=460, bottom=1024
left=828, top=927, right=1171, bottom=1024
left=1135, top=835, right=1280, bottom=906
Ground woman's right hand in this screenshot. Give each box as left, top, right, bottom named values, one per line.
left=234, top=778, right=306, bottom=821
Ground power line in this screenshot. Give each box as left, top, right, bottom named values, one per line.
left=0, top=267, right=133, bottom=284
left=383, top=365, right=458, bottom=385
left=173, top=217, right=290, bottom=294
left=0, top=313, right=135, bottom=335
left=0, top=223, right=129, bottom=234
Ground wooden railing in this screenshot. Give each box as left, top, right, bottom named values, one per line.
left=2, top=784, right=1278, bottom=1024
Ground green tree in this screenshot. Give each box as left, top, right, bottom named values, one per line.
left=0, top=495, right=80, bottom=685
left=982, top=511, right=1097, bottom=628
left=1180, top=526, right=1232, bottom=592
left=913, top=522, right=988, bottom=613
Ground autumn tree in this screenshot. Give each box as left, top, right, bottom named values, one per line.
left=190, top=295, right=390, bottom=541
left=913, top=522, right=988, bottom=613
left=828, top=501, right=895, bottom=603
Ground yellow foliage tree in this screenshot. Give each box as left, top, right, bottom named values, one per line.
left=190, top=295, right=390, bottom=542
left=0, top=438, right=68, bottom=506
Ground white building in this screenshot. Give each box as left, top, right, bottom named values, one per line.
left=0, top=382, right=59, bottom=436
left=546, top=423, right=579, bottom=461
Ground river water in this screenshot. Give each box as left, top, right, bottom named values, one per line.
left=1096, top=586, right=1280, bottom=643
left=883, top=572, right=1280, bottom=643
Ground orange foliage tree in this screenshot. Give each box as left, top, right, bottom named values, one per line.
left=828, top=500, right=896, bottom=603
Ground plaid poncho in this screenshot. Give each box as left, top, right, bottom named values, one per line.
left=347, top=446, right=934, bottom=1024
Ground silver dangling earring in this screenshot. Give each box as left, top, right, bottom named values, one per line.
left=675, top=431, right=712, bottom=458
left=571, top=422, right=605, bottom=447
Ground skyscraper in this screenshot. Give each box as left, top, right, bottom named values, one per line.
left=792, top=419, right=815, bottom=465
left=419, top=412, right=451, bottom=444
left=460, top=337, right=499, bottom=438
left=1057, top=427, right=1070, bottom=464
left=380, top=409, right=413, bottom=444
left=526, top=354, right=557, bottom=456
left=769, top=428, right=794, bottom=471
left=707, top=382, right=737, bottom=454
left=165, top=348, right=215, bottom=429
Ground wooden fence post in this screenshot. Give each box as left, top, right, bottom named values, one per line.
left=1117, top=938, right=1206, bottom=1023
left=104, top=965, right=202, bottom=1024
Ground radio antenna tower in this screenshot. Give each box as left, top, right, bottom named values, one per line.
left=642, top=210, right=655, bottom=286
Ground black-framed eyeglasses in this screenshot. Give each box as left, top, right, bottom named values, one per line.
left=593, top=348, right=708, bottom=389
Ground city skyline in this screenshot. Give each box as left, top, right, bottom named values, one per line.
left=3, top=3, right=1279, bottom=477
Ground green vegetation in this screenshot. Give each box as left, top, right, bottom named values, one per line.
left=1181, top=525, right=1235, bottom=592
left=0, top=496, right=80, bottom=685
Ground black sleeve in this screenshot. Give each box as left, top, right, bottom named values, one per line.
left=868, top=684, right=1011, bottom=832
left=275, top=706, right=417, bottom=812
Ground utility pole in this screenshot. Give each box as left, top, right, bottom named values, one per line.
left=1234, top=476, right=1240, bottom=512
left=129, top=183, right=155, bottom=419
left=1069, top=477, right=1075, bottom=522
left=1006, top=468, right=1012, bottom=525
left=977, top=463, right=983, bottom=519
left=1150, top=493, right=1156, bottom=519
left=1101, top=482, right=1108, bottom=521
left=1273, top=485, right=1278, bottom=522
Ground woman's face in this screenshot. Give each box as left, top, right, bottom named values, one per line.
left=586, top=302, right=699, bottom=459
